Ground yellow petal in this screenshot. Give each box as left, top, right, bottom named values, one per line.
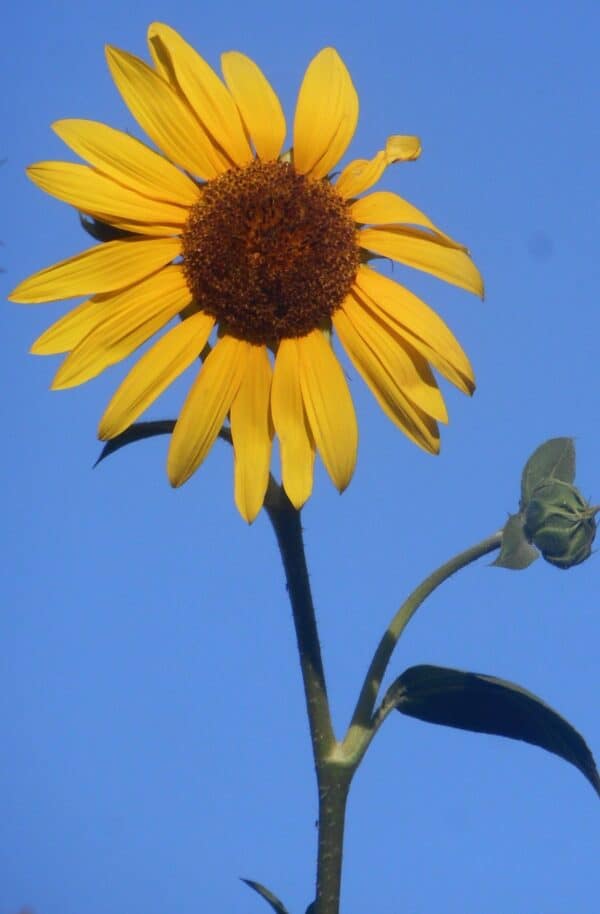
left=52, top=119, right=201, bottom=207
left=99, top=311, right=215, bottom=439
left=221, top=51, right=286, bottom=161
left=297, top=329, right=358, bottom=492
left=351, top=191, right=466, bottom=250
left=335, top=135, right=421, bottom=199
left=293, top=48, right=359, bottom=180
left=230, top=345, right=273, bottom=522
left=106, top=45, right=224, bottom=180
left=9, top=237, right=181, bottom=304
left=271, top=338, right=315, bottom=509
left=341, top=293, right=447, bottom=422
left=167, top=335, right=248, bottom=487
left=385, top=135, right=422, bottom=162
left=52, top=266, right=190, bottom=388
left=333, top=305, right=440, bottom=454
left=359, top=226, right=484, bottom=297
left=353, top=266, right=475, bottom=394
left=27, top=162, right=188, bottom=233
left=31, top=297, right=109, bottom=355
left=147, top=24, right=253, bottom=168
left=145, top=31, right=234, bottom=177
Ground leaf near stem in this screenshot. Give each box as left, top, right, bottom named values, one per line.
left=241, top=878, right=291, bottom=914
left=385, top=664, right=600, bottom=796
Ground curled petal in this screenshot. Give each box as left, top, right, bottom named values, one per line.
left=336, top=135, right=421, bottom=199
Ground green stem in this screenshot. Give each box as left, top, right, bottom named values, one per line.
left=265, top=480, right=347, bottom=914
left=314, top=764, right=352, bottom=914
left=265, top=480, right=334, bottom=761
left=266, top=475, right=503, bottom=913
left=346, top=530, right=503, bottom=751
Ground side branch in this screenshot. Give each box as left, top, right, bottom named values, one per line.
left=346, top=530, right=503, bottom=750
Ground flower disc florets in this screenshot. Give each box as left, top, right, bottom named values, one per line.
left=182, top=160, right=360, bottom=345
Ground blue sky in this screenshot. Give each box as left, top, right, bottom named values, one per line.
left=1, top=1, right=599, bottom=913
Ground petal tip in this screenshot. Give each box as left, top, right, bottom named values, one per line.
left=237, top=501, right=260, bottom=524
left=167, top=467, right=183, bottom=488
left=167, top=450, right=190, bottom=489
left=97, top=415, right=116, bottom=441
left=7, top=286, right=23, bottom=303
left=29, top=338, right=46, bottom=356
left=283, top=484, right=308, bottom=511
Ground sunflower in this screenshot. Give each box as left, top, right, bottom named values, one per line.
left=10, top=23, right=482, bottom=522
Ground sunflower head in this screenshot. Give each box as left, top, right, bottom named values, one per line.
left=9, top=23, right=483, bottom=522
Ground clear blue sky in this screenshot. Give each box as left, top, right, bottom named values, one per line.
left=2, top=1, right=599, bottom=913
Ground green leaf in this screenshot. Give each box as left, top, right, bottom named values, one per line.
left=94, top=421, right=232, bottom=468
left=493, top=513, right=539, bottom=570
left=94, top=420, right=176, bottom=467
left=388, top=664, right=600, bottom=797
left=79, top=213, right=134, bottom=243
left=520, top=437, right=576, bottom=507
left=241, top=878, right=291, bottom=914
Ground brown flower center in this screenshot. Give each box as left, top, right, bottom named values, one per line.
left=182, top=160, right=360, bottom=345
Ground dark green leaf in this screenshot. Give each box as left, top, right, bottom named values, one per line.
left=94, top=421, right=176, bottom=467
left=389, top=664, right=600, bottom=796
left=241, top=878, right=291, bottom=914
left=94, top=420, right=232, bottom=468
left=493, top=513, right=539, bottom=570
left=520, top=438, right=576, bottom=507
left=79, top=213, right=135, bottom=243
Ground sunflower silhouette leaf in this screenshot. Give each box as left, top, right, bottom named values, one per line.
left=94, top=420, right=176, bottom=467
left=387, top=664, right=600, bottom=797
left=79, top=213, right=135, bottom=243
left=241, top=878, right=291, bottom=914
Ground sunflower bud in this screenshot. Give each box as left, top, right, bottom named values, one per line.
left=523, top=480, right=598, bottom=570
